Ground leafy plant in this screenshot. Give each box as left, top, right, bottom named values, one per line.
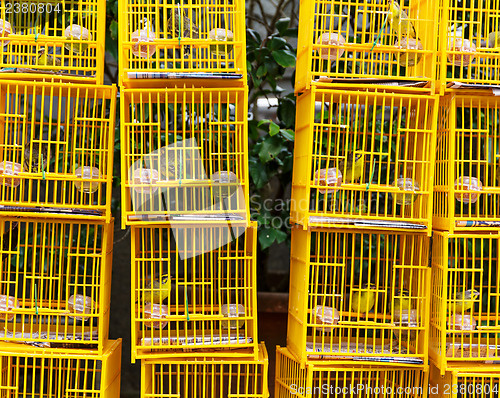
left=246, top=18, right=297, bottom=259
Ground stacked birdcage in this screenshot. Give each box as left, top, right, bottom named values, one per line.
left=277, top=0, right=439, bottom=395
left=118, top=0, right=268, bottom=396
left=430, top=1, right=500, bottom=389
left=0, top=1, right=122, bottom=396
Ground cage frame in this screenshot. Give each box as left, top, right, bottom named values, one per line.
left=275, top=346, right=429, bottom=398
left=433, top=93, right=500, bottom=233
left=118, top=0, right=247, bottom=88
left=290, top=87, right=438, bottom=235
left=430, top=230, right=500, bottom=372
left=295, top=0, right=439, bottom=94
left=0, top=80, right=117, bottom=223
left=130, top=222, right=258, bottom=362
left=0, top=339, right=121, bottom=397
left=0, top=216, right=114, bottom=354
left=287, top=225, right=431, bottom=368
left=120, top=85, right=250, bottom=228
left=438, top=0, right=500, bottom=93
left=141, top=342, right=269, bottom=398
left=0, top=0, right=106, bottom=84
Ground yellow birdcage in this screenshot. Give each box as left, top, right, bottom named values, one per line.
left=141, top=343, right=269, bottom=398
left=118, top=0, right=246, bottom=88
left=0, top=0, right=105, bottom=84
left=434, top=94, right=500, bottom=233
left=0, top=217, right=113, bottom=353
left=275, top=346, right=428, bottom=398
left=131, top=222, right=258, bottom=362
left=430, top=362, right=500, bottom=396
left=120, top=86, right=249, bottom=227
left=0, top=339, right=122, bottom=397
left=0, top=80, right=116, bottom=222
left=291, top=88, right=438, bottom=235
left=295, top=0, right=438, bottom=93
left=287, top=226, right=430, bottom=367
left=430, top=231, right=500, bottom=370
left=438, top=0, right=500, bottom=92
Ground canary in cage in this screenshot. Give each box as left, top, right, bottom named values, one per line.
left=138, top=274, right=172, bottom=305
left=167, top=6, right=199, bottom=56
left=387, top=0, right=417, bottom=39
left=351, top=283, right=376, bottom=315
left=448, top=289, right=479, bottom=313
left=392, top=288, right=419, bottom=341
left=35, top=49, right=61, bottom=70
left=340, top=152, right=363, bottom=184
left=23, top=142, right=50, bottom=174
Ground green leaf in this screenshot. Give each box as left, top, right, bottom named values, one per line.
left=269, top=121, right=280, bottom=136
left=249, top=158, right=268, bottom=189
left=256, top=64, right=267, bottom=78
left=257, top=119, right=272, bottom=127
left=275, top=229, right=288, bottom=244
left=259, top=135, right=283, bottom=163
left=258, top=228, right=277, bottom=250
left=278, top=97, right=296, bottom=128
left=272, top=49, right=296, bottom=68
left=109, top=20, right=118, bottom=41
left=269, top=37, right=287, bottom=51
left=279, top=129, right=295, bottom=141
left=276, top=18, right=291, bottom=35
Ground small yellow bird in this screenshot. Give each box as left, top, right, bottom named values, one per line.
left=387, top=0, right=417, bottom=39
left=393, top=288, right=412, bottom=313
left=488, top=31, right=500, bottom=48
left=448, top=289, right=480, bottom=313
left=340, top=152, right=364, bottom=183
left=36, top=49, right=61, bottom=71
left=138, top=274, right=171, bottom=304
left=351, top=283, right=377, bottom=314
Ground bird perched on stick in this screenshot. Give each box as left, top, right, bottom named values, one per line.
left=339, top=152, right=364, bottom=183
left=36, top=49, right=61, bottom=71
left=24, top=141, right=50, bottom=174
left=387, top=0, right=417, bottom=39
left=448, top=289, right=479, bottom=313
left=138, top=274, right=172, bottom=304
left=351, top=283, right=377, bottom=315
left=167, top=6, right=199, bottom=56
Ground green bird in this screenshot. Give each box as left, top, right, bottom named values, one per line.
left=351, top=283, right=377, bottom=314
left=448, top=289, right=480, bottom=313
left=138, top=274, right=171, bottom=304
